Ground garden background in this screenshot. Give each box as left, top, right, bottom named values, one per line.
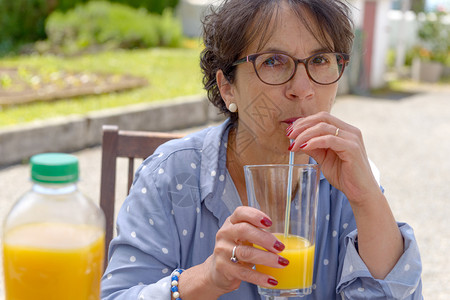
left=0, top=0, right=449, bottom=132
left=0, top=1, right=450, bottom=299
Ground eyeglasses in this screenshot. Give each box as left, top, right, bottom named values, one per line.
left=232, top=52, right=350, bottom=85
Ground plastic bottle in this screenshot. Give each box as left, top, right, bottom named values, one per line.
left=2, top=153, right=105, bottom=300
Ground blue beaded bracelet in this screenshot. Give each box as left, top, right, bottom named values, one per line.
left=171, top=269, right=184, bottom=300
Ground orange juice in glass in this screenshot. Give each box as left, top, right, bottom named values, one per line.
left=255, top=234, right=315, bottom=290
left=3, top=222, right=104, bottom=300
left=245, top=164, right=319, bottom=298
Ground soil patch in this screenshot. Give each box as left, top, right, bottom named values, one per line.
left=0, top=67, right=148, bottom=106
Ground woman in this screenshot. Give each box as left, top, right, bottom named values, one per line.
left=101, top=0, right=423, bottom=299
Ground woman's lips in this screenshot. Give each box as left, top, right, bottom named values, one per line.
left=281, top=117, right=302, bottom=124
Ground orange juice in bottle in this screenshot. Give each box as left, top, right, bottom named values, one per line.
left=2, top=153, right=105, bottom=300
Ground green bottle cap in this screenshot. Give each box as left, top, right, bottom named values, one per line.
left=30, top=153, right=79, bottom=184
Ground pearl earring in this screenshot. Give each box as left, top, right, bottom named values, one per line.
left=228, top=103, right=238, bottom=113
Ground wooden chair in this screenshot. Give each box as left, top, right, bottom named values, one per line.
left=99, top=125, right=183, bottom=268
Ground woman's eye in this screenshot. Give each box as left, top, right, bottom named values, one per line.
left=263, top=57, right=276, bottom=66
left=311, top=55, right=329, bottom=65
left=262, top=55, right=286, bottom=67
left=264, top=57, right=280, bottom=66
left=311, top=56, right=327, bottom=65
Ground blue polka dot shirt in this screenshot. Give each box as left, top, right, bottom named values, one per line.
left=101, top=119, right=423, bottom=299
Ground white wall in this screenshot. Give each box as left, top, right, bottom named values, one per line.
left=371, top=0, right=391, bottom=88
left=348, top=0, right=391, bottom=90
left=176, top=0, right=221, bottom=37
left=388, top=10, right=420, bottom=49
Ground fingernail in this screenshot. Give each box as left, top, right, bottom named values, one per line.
left=286, top=128, right=293, bottom=136
left=274, top=240, right=285, bottom=252
left=288, top=142, right=295, bottom=151
left=268, top=278, right=278, bottom=286
left=278, top=256, right=289, bottom=266
left=260, top=217, right=272, bottom=227
left=299, top=143, right=307, bottom=149
left=285, top=124, right=293, bottom=133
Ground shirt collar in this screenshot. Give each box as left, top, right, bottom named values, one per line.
left=199, top=119, right=233, bottom=201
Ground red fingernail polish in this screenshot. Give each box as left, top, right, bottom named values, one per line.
left=274, top=240, right=285, bottom=251
left=268, top=278, right=278, bottom=286
left=260, top=217, right=272, bottom=227
left=288, top=142, right=295, bottom=151
left=285, top=124, right=293, bottom=133
left=300, top=143, right=307, bottom=149
left=278, top=257, right=289, bottom=266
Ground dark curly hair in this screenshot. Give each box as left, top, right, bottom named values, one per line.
left=200, top=0, right=354, bottom=124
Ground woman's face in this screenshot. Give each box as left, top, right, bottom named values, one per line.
left=225, top=5, right=339, bottom=158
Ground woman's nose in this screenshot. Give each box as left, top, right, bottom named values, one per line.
left=285, top=64, right=314, bottom=101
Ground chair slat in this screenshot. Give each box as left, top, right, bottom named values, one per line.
left=127, top=157, right=134, bottom=193
left=99, top=125, right=183, bottom=270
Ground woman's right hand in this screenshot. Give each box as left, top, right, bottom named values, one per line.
left=178, top=206, right=288, bottom=299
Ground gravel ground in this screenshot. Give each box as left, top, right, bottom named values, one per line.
left=1, top=89, right=449, bottom=299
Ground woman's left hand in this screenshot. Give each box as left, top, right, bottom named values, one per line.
left=287, top=111, right=381, bottom=205
left=288, top=112, right=404, bottom=280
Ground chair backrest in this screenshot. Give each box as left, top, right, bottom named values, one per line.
left=100, top=125, right=183, bottom=268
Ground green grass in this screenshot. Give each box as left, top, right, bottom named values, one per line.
left=0, top=46, right=205, bottom=128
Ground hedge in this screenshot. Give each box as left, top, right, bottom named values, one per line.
left=0, top=0, right=179, bottom=56
left=42, top=1, right=183, bottom=55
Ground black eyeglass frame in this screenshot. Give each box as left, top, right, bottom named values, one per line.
left=232, top=52, right=350, bottom=86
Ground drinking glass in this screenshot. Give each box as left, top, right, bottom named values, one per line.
left=244, top=164, right=319, bottom=298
